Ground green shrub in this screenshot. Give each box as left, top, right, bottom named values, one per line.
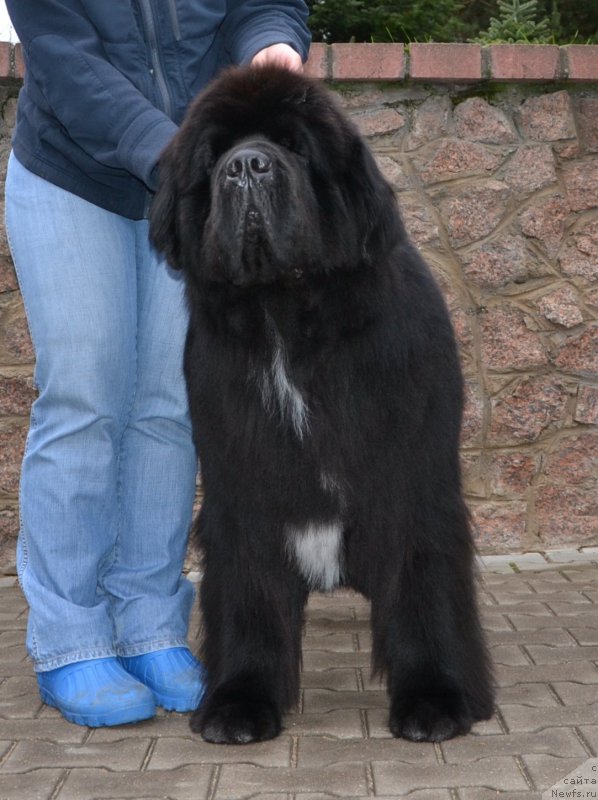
left=472, top=0, right=552, bottom=43
left=306, top=0, right=597, bottom=44
left=306, top=0, right=467, bottom=43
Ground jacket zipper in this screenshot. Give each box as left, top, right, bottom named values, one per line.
left=138, top=0, right=174, bottom=118
left=168, top=0, right=182, bottom=41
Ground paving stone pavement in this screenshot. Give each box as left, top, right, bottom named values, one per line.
left=1, top=548, right=598, bottom=800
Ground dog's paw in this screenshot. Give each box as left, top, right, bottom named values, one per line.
left=190, top=693, right=281, bottom=744
left=389, top=690, right=473, bottom=742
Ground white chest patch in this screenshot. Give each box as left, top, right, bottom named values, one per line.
left=286, top=521, right=343, bottom=592
left=259, top=321, right=309, bottom=439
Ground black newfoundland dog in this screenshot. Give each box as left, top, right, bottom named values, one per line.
left=150, top=65, right=493, bottom=745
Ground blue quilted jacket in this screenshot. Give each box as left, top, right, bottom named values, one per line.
left=7, top=0, right=310, bottom=219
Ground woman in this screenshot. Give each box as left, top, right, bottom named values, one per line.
left=5, top=0, right=310, bottom=727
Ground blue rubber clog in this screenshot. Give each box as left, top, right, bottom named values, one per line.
left=37, top=657, right=156, bottom=727
left=120, top=647, right=206, bottom=712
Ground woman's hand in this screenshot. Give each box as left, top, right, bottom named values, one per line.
left=250, top=43, right=303, bottom=72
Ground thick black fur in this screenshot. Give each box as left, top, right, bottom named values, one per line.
left=150, top=65, right=494, bottom=744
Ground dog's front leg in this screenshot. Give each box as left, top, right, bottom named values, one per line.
left=367, top=504, right=494, bottom=742
left=191, top=518, right=307, bottom=744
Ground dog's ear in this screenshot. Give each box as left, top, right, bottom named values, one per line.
left=348, top=137, right=404, bottom=262
left=149, top=154, right=182, bottom=269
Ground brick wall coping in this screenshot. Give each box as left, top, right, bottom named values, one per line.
left=0, top=41, right=596, bottom=84
left=306, top=43, right=598, bottom=83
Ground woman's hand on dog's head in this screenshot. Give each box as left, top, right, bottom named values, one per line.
left=250, top=43, right=303, bottom=72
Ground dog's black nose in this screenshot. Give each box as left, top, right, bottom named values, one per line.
left=225, top=148, right=272, bottom=184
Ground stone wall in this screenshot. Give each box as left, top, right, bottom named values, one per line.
left=0, top=43, right=597, bottom=571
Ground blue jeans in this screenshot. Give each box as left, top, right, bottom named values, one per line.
left=5, top=153, right=197, bottom=671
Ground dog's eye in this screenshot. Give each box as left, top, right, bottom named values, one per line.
left=279, top=135, right=308, bottom=161
left=191, top=141, right=218, bottom=179
left=205, top=157, right=217, bottom=177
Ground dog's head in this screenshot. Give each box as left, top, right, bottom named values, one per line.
left=150, top=65, right=400, bottom=287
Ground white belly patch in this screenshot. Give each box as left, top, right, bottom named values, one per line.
left=286, top=521, right=343, bottom=592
